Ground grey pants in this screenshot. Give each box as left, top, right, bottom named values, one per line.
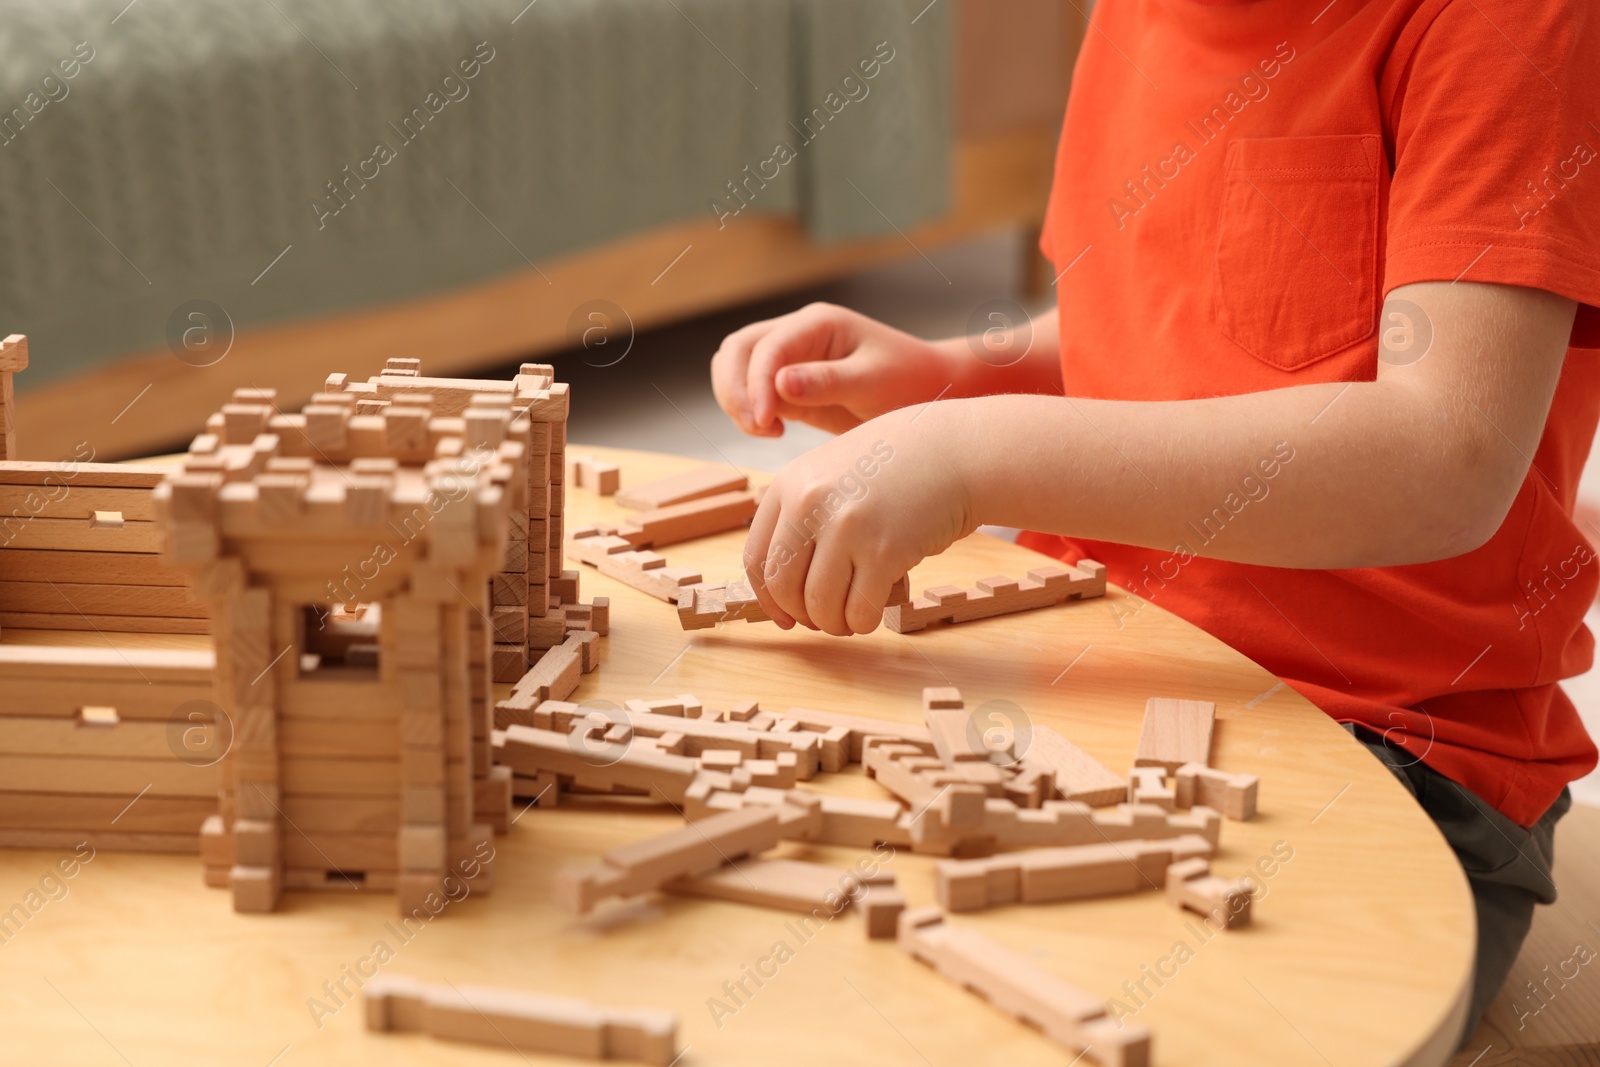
left=1344, top=724, right=1571, bottom=1047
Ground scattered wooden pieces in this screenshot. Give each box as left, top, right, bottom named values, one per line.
left=552, top=808, right=782, bottom=913
left=616, top=465, right=747, bottom=510
left=935, top=835, right=1214, bottom=911
left=1133, top=698, right=1216, bottom=773
left=1174, top=762, right=1258, bottom=820
left=883, top=561, right=1107, bottom=634
left=898, top=908, right=1150, bottom=1067
left=571, top=455, right=620, bottom=496
left=1165, top=856, right=1253, bottom=929
left=365, top=974, right=678, bottom=1065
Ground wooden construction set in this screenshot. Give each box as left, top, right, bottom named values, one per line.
left=0, top=340, right=1263, bottom=1065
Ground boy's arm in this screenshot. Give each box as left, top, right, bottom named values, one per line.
left=710, top=304, right=1063, bottom=437
left=744, top=281, right=1577, bottom=634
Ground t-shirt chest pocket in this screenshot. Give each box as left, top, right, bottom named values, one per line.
left=1212, top=135, right=1387, bottom=371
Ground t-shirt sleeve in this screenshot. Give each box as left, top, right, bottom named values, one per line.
left=1384, top=0, right=1600, bottom=346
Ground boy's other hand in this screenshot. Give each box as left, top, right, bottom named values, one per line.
left=711, top=302, right=956, bottom=438
left=742, top=403, right=976, bottom=635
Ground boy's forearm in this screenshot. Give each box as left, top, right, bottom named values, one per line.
left=950, top=386, right=1488, bottom=569
left=947, top=285, right=1575, bottom=570
left=931, top=307, right=1064, bottom=401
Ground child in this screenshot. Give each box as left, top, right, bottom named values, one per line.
left=710, top=0, right=1598, bottom=1045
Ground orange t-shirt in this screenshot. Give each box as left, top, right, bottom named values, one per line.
left=1027, top=0, right=1600, bottom=826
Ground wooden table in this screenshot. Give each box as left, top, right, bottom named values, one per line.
left=0, top=445, right=1474, bottom=1066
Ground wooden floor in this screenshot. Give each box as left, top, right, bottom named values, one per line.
left=1449, top=802, right=1600, bottom=1066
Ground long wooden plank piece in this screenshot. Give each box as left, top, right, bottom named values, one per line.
left=899, top=908, right=1150, bottom=1066
left=366, top=973, right=678, bottom=1065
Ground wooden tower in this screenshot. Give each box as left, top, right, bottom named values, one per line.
left=157, top=363, right=564, bottom=915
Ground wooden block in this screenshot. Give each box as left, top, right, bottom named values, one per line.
left=1019, top=724, right=1125, bottom=807
left=861, top=885, right=906, bottom=939
left=0, top=486, right=156, bottom=523
left=1166, top=857, right=1253, bottom=929
left=0, top=548, right=188, bottom=586
left=567, top=532, right=704, bottom=603
left=699, top=749, right=742, bottom=771
left=1173, top=762, right=1258, bottom=820
left=1127, top=766, right=1176, bottom=811
left=552, top=808, right=782, bottom=913
left=603, top=491, right=758, bottom=549
left=0, top=515, right=161, bottom=553
left=0, top=754, right=218, bottom=797
left=935, top=835, right=1214, bottom=911
left=491, top=573, right=529, bottom=607
left=500, top=537, right=528, bottom=574
left=0, top=333, right=29, bottom=372
left=496, top=726, right=700, bottom=802
left=675, top=580, right=770, bottom=630
left=615, top=465, right=747, bottom=510
left=1134, top=698, right=1216, bottom=773
left=495, top=631, right=597, bottom=719
left=906, top=797, right=1221, bottom=857
left=0, top=828, right=199, bottom=853
left=491, top=606, right=527, bottom=644
left=897, top=908, right=1150, bottom=1066
left=920, top=686, right=1012, bottom=767
left=816, top=794, right=913, bottom=848
left=1002, top=765, right=1053, bottom=809
left=610, top=706, right=821, bottom=779
left=744, top=752, right=798, bottom=788
left=399, top=825, right=447, bottom=871
left=863, top=743, right=943, bottom=808
left=550, top=569, right=580, bottom=604
left=780, top=707, right=934, bottom=765
left=0, top=611, right=208, bottom=635
left=0, top=792, right=216, bottom=835
left=663, top=856, right=872, bottom=914
left=570, top=455, right=621, bottom=496
left=0, top=461, right=166, bottom=488
left=0, top=580, right=204, bottom=619
left=200, top=814, right=231, bottom=867
left=884, top=561, right=1107, bottom=633
left=365, top=974, right=678, bottom=1065
left=231, top=864, right=281, bottom=913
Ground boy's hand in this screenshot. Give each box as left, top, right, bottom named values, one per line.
left=711, top=302, right=957, bottom=438
left=742, top=404, right=977, bottom=635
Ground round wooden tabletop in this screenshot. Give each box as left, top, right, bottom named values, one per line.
left=0, top=444, right=1473, bottom=1067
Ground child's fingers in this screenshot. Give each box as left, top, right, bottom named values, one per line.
left=842, top=561, right=894, bottom=635
left=746, top=310, right=848, bottom=431
left=711, top=320, right=773, bottom=434
left=742, top=495, right=795, bottom=629
left=774, top=355, right=871, bottom=411
left=802, top=541, right=857, bottom=637
left=757, top=516, right=818, bottom=631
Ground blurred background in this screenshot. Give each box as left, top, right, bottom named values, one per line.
left=0, top=0, right=1072, bottom=469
